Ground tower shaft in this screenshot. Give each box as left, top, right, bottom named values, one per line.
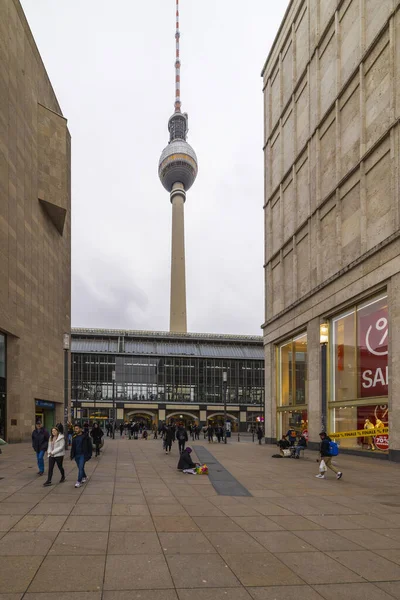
left=170, top=183, right=187, bottom=332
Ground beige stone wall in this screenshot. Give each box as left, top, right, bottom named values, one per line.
left=263, top=0, right=400, bottom=321
left=262, top=0, right=400, bottom=455
left=0, top=0, right=71, bottom=441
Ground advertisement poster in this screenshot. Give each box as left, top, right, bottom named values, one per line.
left=358, top=300, right=388, bottom=398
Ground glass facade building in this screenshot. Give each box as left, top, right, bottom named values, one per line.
left=71, top=329, right=264, bottom=430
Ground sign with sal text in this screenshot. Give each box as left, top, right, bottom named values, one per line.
left=358, top=298, right=388, bottom=398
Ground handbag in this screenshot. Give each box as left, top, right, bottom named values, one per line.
left=282, top=448, right=291, bottom=457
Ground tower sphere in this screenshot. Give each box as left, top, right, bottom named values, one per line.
left=158, top=139, right=198, bottom=193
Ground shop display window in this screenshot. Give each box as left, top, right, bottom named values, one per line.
left=278, top=334, right=307, bottom=406
left=331, top=403, right=388, bottom=453
left=279, top=409, right=308, bottom=441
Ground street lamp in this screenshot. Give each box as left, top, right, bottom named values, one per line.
left=320, top=323, right=328, bottom=432
left=63, top=333, right=70, bottom=449
left=222, top=370, right=227, bottom=444
left=112, top=369, right=116, bottom=439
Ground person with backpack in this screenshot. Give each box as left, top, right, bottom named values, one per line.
left=316, top=431, right=342, bottom=479
left=286, top=427, right=297, bottom=446
left=176, top=425, right=188, bottom=453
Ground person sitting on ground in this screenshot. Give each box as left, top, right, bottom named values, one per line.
left=277, top=434, right=290, bottom=456
left=294, top=434, right=307, bottom=458
left=177, top=447, right=198, bottom=471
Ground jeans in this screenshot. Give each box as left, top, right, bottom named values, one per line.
left=75, top=455, right=87, bottom=482
left=47, top=456, right=65, bottom=482
left=36, top=450, right=45, bottom=473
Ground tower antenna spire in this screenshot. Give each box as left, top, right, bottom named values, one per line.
left=175, top=0, right=181, bottom=112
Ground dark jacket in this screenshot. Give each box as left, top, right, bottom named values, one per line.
left=298, top=435, right=307, bottom=448
left=176, top=427, right=188, bottom=442
left=165, top=427, right=175, bottom=443
left=177, top=449, right=196, bottom=470
left=320, top=436, right=332, bottom=457
left=90, top=427, right=104, bottom=445
left=70, top=432, right=93, bottom=460
left=257, top=427, right=263, bottom=440
left=32, top=428, right=49, bottom=453
left=278, top=438, right=290, bottom=450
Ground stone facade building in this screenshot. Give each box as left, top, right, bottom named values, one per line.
left=0, top=0, right=71, bottom=441
left=262, top=0, right=400, bottom=459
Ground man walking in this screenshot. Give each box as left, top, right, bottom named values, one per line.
left=32, top=421, right=49, bottom=476
left=316, top=431, right=342, bottom=480
left=176, top=424, right=188, bottom=453
left=70, top=424, right=93, bottom=488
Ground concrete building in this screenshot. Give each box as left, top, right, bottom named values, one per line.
left=0, top=0, right=71, bottom=441
left=262, top=0, right=400, bottom=459
left=71, top=328, right=264, bottom=432
left=158, top=0, right=198, bottom=333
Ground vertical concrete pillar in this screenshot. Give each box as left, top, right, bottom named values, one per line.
left=307, top=318, right=322, bottom=450
left=170, top=182, right=187, bottom=333
left=389, top=273, right=400, bottom=461
left=264, top=341, right=276, bottom=443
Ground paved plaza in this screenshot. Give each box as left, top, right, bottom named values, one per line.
left=1, top=438, right=400, bottom=599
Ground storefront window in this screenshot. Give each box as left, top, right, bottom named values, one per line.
left=330, top=294, right=388, bottom=453
left=279, top=409, right=309, bottom=440
left=331, top=295, right=388, bottom=402
left=278, top=334, right=307, bottom=406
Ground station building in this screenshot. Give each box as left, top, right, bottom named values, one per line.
left=262, top=0, right=400, bottom=459
left=71, top=328, right=264, bottom=431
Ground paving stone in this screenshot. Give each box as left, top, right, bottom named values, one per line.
left=111, top=503, right=150, bottom=516
left=103, top=592, right=178, bottom=600
left=268, top=516, right=324, bottom=530
left=205, top=531, right=266, bottom=555
left=231, top=516, right=284, bottom=531
left=29, top=503, right=74, bottom=516
left=251, top=531, right=316, bottom=553
left=304, top=515, right=365, bottom=529
left=0, top=515, right=22, bottom=531
left=374, top=582, right=400, bottom=598
left=104, top=554, right=173, bottom=590
left=49, top=531, right=108, bottom=555
left=0, top=531, right=57, bottom=555
left=313, top=582, right=396, bottom=600
left=247, top=586, right=325, bottom=600
left=0, top=557, right=43, bottom=593
left=0, top=595, right=24, bottom=600
left=159, top=532, right=217, bottom=555
left=294, top=529, right=365, bottom=551
left=327, top=550, right=400, bottom=581
left=71, top=503, right=112, bottom=516
left=222, top=553, right=303, bottom=587
left=335, top=528, right=400, bottom=549
left=177, top=589, right=252, bottom=600
left=110, top=516, right=155, bottom=531
left=28, top=556, right=106, bottom=592
left=25, top=594, right=101, bottom=600
left=193, top=516, right=241, bottom=532
left=0, top=504, right=34, bottom=515
left=107, top=531, right=162, bottom=554
left=166, top=553, right=240, bottom=588
left=153, top=516, right=199, bottom=532
left=62, top=516, right=110, bottom=532
left=278, top=552, right=365, bottom=584
left=149, top=504, right=189, bottom=516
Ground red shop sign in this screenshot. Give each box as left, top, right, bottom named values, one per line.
left=374, top=434, right=389, bottom=451
left=358, top=303, right=388, bottom=398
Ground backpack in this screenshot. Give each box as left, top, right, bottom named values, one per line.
left=329, top=441, right=339, bottom=456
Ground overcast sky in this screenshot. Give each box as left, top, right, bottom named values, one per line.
left=21, top=0, right=288, bottom=335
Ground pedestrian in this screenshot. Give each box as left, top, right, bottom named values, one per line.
left=70, top=423, right=93, bottom=488
left=207, top=425, right=214, bottom=443
left=176, top=424, right=188, bottom=453
left=142, top=429, right=148, bottom=440
left=83, top=421, right=89, bottom=435
left=195, top=425, right=200, bottom=440
left=106, top=422, right=111, bottom=437
left=43, top=426, right=66, bottom=486
left=286, top=427, right=297, bottom=446
left=257, top=425, right=263, bottom=445
left=203, top=425, right=207, bottom=440
left=31, top=421, right=49, bottom=477
left=67, top=422, right=73, bottom=446
left=164, top=425, right=175, bottom=454
left=90, top=422, right=104, bottom=457
left=119, top=422, right=124, bottom=437
left=216, top=425, right=222, bottom=443
left=316, top=431, right=342, bottom=479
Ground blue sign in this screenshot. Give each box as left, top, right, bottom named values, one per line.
left=35, top=400, right=55, bottom=409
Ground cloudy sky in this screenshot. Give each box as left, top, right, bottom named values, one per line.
left=21, top=0, right=288, bottom=335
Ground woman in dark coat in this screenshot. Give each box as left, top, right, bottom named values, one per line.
left=164, top=425, right=175, bottom=454
left=90, top=422, right=104, bottom=457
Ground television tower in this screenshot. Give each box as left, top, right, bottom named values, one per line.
left=158, top=0, right=198, bottom=333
